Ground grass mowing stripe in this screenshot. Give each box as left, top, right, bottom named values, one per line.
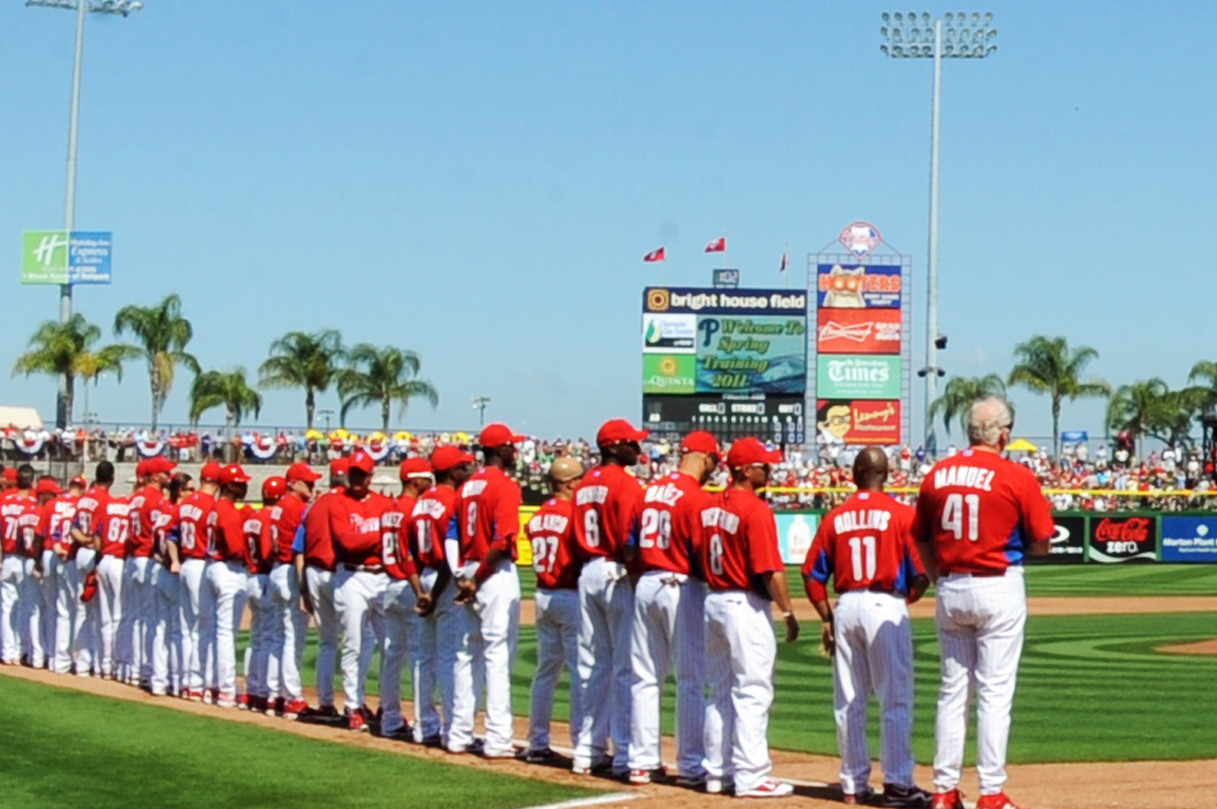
left=0, top=675, right=595, bottom=809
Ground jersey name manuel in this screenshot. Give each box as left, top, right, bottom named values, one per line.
left=933, top=465, right=995, bottom=492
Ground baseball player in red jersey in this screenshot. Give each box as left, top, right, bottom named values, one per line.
left=913, top=398, right=1054, bottom=809
left=149, top=472, right=194, bottom=697
left=47, top=475, right=86, bottom=675
left=176, top=462, right=221, bottom=700
left=699, top=437, right=800, bottom=798
left=803, top=447, right=931, bottom=808
left=241, top=477, right=283, bottom=712
left=625, top=430, right=719, bottom=786
left=571, top=418, right=647, bottom=775
left=124, top=456, right=175, bottom=687
left=208, top=464, right=253, bottom=707
left=446, top=423, right=524, bottom=757
left=408, top=445, right=472, bottom=745
left=296, top=457, right=350, bottom=717
left=0, top=466, right=39, bottom=666
left=31, top=477, right=63, bottom=669
left=266, top=462, right=319, bottom=718
left=70, top=462, right=117, bottom=676
left=327, top=451, right=393, bottom=731
left=524, top=456, right=585, bottom=762
left=92, top=483, right=133, bottom=679
left=379, top=456, right=437, bottom=739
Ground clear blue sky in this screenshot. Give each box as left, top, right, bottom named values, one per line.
left=2, top=0, right=1213, bottom=443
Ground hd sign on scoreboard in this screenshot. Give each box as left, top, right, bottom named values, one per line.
left=810, top=222, right=911, bottom=447
left=642, top=287, right=808, bottom=444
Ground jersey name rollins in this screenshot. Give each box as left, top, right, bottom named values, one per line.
left=833, top=509, right=891, bottom=534
left=933, top=465, right=995, bottom=492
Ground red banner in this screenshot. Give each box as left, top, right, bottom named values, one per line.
left=816, top=400, right=901, bottom=445
left=816, top=308, right=902, bottom=355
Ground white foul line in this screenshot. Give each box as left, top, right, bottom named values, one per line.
left=518, top=793, right=639, bottom=809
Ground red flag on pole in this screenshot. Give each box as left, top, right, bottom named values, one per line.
left=704, top=236, right=726, bottom=253
left=643, top=246, right=665, bottom=262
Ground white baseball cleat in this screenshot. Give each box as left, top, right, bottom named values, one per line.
left=737, top=779, right=794, bottom=798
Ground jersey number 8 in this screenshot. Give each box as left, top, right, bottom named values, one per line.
left=583, top=510, right=601, bottom=548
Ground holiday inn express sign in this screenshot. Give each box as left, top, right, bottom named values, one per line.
left=21, top=230, right=113, bottom=285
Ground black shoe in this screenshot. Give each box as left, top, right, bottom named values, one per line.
left=381, top=726, right=414, bottom=742
left=524, top=747, right=559, bottom=764
left=883, top=784, right=933, bottom=809
left=420, top=734, right=443, bottom=748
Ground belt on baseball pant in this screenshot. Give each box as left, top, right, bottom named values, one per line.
left=340, top=563, right=384, bottom=574
left=942, top=568, right=1007, bottom=578
left=642, top=569, right=689, bottom=587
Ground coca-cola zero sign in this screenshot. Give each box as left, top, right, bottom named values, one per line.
left=1088, top=515, right=1158, bottom=563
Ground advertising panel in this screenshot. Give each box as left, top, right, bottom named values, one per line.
left=642, top=313, right=697, bottom=352
left=816, top=355, right=901, bottom=400
left=1161, top=516, right=1217, bottom=562
left=695, top=314, right=806, bottom=394
left=815, top=400, right=900, bottom=445
left=642, top=354, right=695, bottom=394
left=21, top=230, right=112, bottom=285
left=1028, top=515, right=1086, bottom=564
left=1088, top=515, right=1159, bottom=563
left=816, top=263, right=902, bottom=308
left=816, top=307, right=902, bottom=355
left=776, top=512, right=819, bottom=565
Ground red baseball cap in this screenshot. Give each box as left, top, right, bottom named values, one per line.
left=262, top=476, right=287, bottom=500
left=200, top=462, right=223, bottom=483
left=35, top=478, right=63, bottom=495
left=726, top=437, right=783, bottom=468
left=680, top=430, right=721, bottom=459
left=596, top=418, right=649, bottom=447
left=147, top=456, right=177, bottom=475
left=347, top=450, right=375, bottom=474
left=218, top=464, right=251, bottom=485
left=136, top=459, right=150, bottom=478
left=2, top=468, right=16, bottom=482
left=69, top=475, right=87, bottom=489
left=329, top=457, right=351, bottom=477
left=399, top=457, right=435, bottom=480
left=479, top=423, right=523, bottom=448
left=286, top=462, right=322, bottom=483
left=431, top=445, right=476, bottom=472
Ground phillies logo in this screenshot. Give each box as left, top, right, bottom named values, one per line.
left=1094, top=517, right=1151, bottom=543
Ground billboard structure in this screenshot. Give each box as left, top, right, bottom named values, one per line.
left=809, top=222, right=912, bottom=450
left=22, top=230, right=113, bottom=285
left=642, top=286, right=808, bottom=444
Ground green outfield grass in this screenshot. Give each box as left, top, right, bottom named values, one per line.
left=0, top=675, right=596, bottom=809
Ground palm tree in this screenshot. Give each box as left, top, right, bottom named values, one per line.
left=114, top=293, right=199, bottom=431
left=928, top=374, right=1008, bottom=436
left=1107, top=379, right=1200, bottom=452
left=258, top=329, right=344, bottom=430
left=1008, top=335, right=1111, bottom=457
left=13, top=314, right=138, bottom=424
left=1186, top=360, right=1217, bottom=414
left=337, top=343, right=438, bottom=432
left=190, top=368, right=262, bottom=460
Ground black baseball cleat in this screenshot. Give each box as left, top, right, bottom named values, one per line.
left=882, top=784, right=934, bottom=809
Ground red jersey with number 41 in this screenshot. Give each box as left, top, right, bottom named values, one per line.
left=632, top=471, right=711, bottom=576
left=803, top=491, right=925, bottom=601
left=913, top=449, right=1055, bottom=575
left=526, top=497, right=580, bottom=590
left=698, top=487, right=784, bottom=595
left=573, top=464, right=643, bottom=563
left=410, top=486, right=458, bottom=570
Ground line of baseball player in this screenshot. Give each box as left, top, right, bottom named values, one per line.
left=0, top=397, right=1050, bottom=809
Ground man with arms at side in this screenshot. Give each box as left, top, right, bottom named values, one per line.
left=700, top=437, right=800, bottom=799
left=571, top=419, right=648, bottom=776
left=48, top=475, right=86, bottom=675
left=803, top=446, right=932, bottom=808
left=625, top=430, right=719, bottom=787
left=70, top=463, right=116, bottom=677
left=91, top=477, right=133, bottom=680
left=208, top=464, right=254, bottom=708
left=0, top=465, right=38, bottom=666
left=175, top=462, right=221, bottom=701
left=913, top=398, right=1055, bottom=809
left=524, top=456, right=584, bottom=763
left=242, top=477, right=283, bottom=712
left=126, top=456, right=176, bottom=688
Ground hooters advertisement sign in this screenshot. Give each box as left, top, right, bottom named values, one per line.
left=1088, top=515, right=1159, bottom=563
left=816, top=400, right=900, bottom=445
left=816, top=308, right=902, bottom=355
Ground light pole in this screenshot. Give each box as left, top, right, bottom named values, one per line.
left=26, top=0, right=144, bottom=428
left=472, top=396, right=491, bottom=427
left=880, top=11, right=996, bottom=455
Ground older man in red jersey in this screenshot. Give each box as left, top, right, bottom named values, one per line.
left=409, top=445, right=474, bottom=746
left=266, top=461, right=320, bottom=718
left=803, top=447, right=931, bottom=807
left=523, top=456, right=585, bottom=763
left=571, top=418, right=647, bottom=776
left=913, top=398, right=1054, bottom=809
left=700, top=437, right=800, bottom=799
left=626, top=430, right=720, bottom=786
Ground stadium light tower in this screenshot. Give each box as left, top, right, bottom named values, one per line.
left=880, top=11, right=997, bottom=455
left=26, top=0, right=144, bottom=428
left=472, top=395, right=491, bottom=427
